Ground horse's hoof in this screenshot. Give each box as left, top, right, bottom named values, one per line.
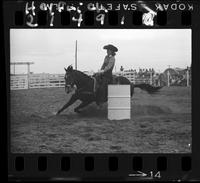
left=74, top=109, right=81, bottom=113
left=54, top=111, right=60, bottom=115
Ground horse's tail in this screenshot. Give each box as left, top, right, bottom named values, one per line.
left=133, top=83, right=162, bottom=94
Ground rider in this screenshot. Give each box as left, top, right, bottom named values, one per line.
left=96, top=44, right=118, bottom=105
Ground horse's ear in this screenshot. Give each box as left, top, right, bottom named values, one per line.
left=64, top=67, right=67, bottom=72
left=67, top=65, right=73, bottom=72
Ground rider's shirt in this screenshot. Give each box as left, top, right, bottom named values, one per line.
left=100, top=55, right=115, bottom=79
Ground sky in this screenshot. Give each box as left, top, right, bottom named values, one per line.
left=10, top=29, right=191, bottom=74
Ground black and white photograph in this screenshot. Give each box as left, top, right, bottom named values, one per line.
left=10, top=29, right=191, bottom=153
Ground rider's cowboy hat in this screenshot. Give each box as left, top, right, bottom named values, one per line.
left=103, top=44, right=118, bottom=52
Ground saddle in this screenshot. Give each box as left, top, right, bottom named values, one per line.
left=77, top=74, right=104, bottom=96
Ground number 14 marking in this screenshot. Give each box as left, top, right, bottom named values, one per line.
left=150, top=171, right=161, bottom=178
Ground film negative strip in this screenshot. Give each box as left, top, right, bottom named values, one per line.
left=4, top=0, right=200, bottom=181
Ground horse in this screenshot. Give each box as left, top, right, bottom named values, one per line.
left=56, top=65, right=162, bottom=115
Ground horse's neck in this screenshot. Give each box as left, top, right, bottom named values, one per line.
left=74, top=71, right=92, bottom=89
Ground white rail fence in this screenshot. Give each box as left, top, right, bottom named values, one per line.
left=10, top=74, right=29, bottom=90
left=10, top=74, right=65, bottom=90
left=11, top=72, right=187, bottom=91
left=11, top=74, right=157, bottom=90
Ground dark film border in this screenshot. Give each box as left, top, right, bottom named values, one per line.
left=4, top=0, right=200, bottom=181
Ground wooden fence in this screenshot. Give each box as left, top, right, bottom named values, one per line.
left=10, top=74, right=65, bottom=90
left=10, top=73, right=157, bottom=90
left=10, top=74, right=29, bottom=90
left=29, top=74, right=65, bottom=88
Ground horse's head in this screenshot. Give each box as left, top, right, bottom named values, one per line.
left=64, top=65, right=76, bottom=94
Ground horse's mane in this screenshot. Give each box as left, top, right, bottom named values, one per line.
left=73, top=70, right=93, bottom=79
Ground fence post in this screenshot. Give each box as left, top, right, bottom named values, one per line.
left=46, top=74, right=49, bottom=87
left=167, top=71, right=170, bottom=87
left=26, top=74, right=29, bottom=89
left=158, top=79, right=160, bottom=86
left=186, top=69, right=189, bottom=87
left=150, top=72, right=153, bottom=85
left=27, top=64, right=30, bottom=89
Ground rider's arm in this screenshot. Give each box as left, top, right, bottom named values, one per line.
left=100, top=57, right=107, bottom=70
left=103, top=57, right=115, bottom=72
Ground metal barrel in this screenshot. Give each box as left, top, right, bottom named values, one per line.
left=108, top=85, right=131, bottom=120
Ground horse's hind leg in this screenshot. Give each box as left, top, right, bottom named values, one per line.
left=74, top=101, right=92, bottom=113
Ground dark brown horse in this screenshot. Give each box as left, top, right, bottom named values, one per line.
left=56, top=65, right=162, bottom=115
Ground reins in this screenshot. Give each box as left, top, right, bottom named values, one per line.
left=91, top=76, right=97, bottom=93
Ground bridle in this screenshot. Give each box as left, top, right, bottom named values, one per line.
left=64, top=74, right=76, bottom=94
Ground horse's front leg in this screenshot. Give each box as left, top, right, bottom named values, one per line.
left=56, top=94, right=77, bottom=115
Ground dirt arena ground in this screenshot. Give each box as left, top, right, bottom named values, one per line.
left=10, top=86, right=191, bottom=153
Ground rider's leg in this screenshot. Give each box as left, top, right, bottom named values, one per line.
left=95, top=87, right=102, bottom=105
left=98, top=77, right=107, bottom=103
left=95, top=75, right=103, bottom=105
left=103, top=79, right=109, bottom=102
